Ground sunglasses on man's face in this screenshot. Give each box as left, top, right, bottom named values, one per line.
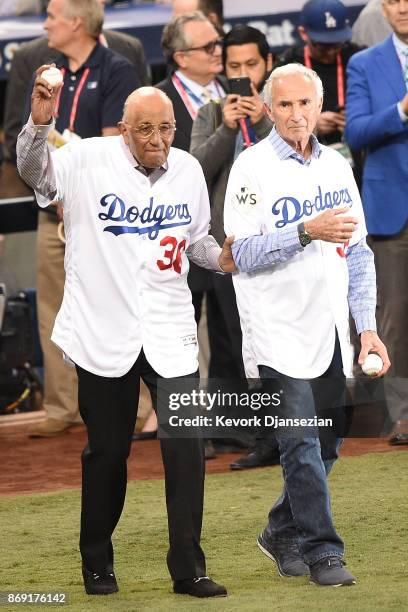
left=181, top=38, right=223, bottom=55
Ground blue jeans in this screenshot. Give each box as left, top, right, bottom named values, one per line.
left=259, top=335, right=345, bottom=565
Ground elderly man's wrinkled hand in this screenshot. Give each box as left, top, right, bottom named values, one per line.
left=219, top=235, right=236, bottom=273
left=358, top=331, right=391, bottom=377
left=31, top=64, right=63, bottom=126
left=304, top=207, right=358, bottom=244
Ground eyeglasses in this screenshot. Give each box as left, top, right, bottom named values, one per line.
left=180, top=38, right=223, bottom=55
left=124, top=122, right=176, bottom=140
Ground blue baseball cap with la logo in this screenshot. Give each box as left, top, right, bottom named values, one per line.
left=300, top=0, right=352, bottom=43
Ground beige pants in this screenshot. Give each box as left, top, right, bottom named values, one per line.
left=37, top=212, right=80, bottom=423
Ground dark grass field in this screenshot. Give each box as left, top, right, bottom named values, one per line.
left=1, top=451, right=407, bottom=611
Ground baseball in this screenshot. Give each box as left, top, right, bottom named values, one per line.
left=41, top=67, right=64, bottom=87
left=361, top=353, right=383, bottom=376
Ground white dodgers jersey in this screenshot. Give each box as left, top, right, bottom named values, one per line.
left=224, top=136, right=368, bottom=379
left=36, top=136, right=210, bottom=377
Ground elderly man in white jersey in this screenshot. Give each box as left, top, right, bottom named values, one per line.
left=17, top=74, right=233, bottom=599
left=224, top=64, right=390, bottom=587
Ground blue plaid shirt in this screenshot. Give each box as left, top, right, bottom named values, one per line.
left=231, top=127, right=377, bottom=334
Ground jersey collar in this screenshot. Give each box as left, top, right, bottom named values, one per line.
left=268, top=126, right=322, bottom=166
left=120, top=136, right=169, bottom=185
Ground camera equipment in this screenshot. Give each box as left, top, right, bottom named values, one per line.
left=0, top=289, right=43, bottom=414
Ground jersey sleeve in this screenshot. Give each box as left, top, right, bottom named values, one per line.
left=35, top=142, right=82, bottom=212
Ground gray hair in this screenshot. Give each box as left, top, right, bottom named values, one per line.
left=63, top=0, right=104, bottom=39
left=161, top=10, right=212, bottom=67
left=262, top=63, right=324, bottom=107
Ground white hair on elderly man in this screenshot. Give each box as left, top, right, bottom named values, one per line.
left=262, top=63, right=324, bottom=107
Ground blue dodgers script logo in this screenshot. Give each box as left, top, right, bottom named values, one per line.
left=272, top=185, right=352, bottom=228
left=98, top=194, right=192, bottom=239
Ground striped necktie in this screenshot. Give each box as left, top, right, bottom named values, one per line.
left=202, top=87, right=213, bottom=105
left=403, top=49, right=408, bottom=89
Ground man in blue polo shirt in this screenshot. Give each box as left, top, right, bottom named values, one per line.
left=27, top=0, right=139, bottom=438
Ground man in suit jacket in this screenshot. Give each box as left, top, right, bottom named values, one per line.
left=3, top=13, right=149, bottom=161
left=345, top=0, right=408, bottom=445
left=156, top=11, right=225, bottom=154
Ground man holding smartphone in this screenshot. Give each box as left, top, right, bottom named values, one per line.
left=190, top=24, right=278, bottom=469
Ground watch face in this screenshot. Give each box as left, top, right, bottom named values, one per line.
left=299, top=232, right=312, bottom=247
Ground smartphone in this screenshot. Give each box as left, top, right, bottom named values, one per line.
left=228, top=77, right=252, bottom=97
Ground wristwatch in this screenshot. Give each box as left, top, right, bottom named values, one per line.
left=297, top=222, right=312, bottom=247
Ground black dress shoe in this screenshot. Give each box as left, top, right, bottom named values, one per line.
left=389, top=432, right=408, bottom=445
left=230, top=450, right=280, bottom=470
left=173, top=577, right=227, bottom=598
left=82, top=565, right=119, bottom=595
left=389, top=420, right=408, bottom=445
left=132, top=430, right=157, bottom=441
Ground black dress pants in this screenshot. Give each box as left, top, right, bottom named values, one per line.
left=75, top=350, right=206, bottom=581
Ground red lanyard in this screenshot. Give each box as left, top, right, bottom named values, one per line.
left=172, top=73, right=224, bottom=119
left=53, top=67, right=91, bottom=132
left=172, top=73, right=199, bottom=119
left=239, top=118, right=253, bottom=148
left=303, top=47, right=344, bottom=108
left=240, top=102, right=269, bottom=148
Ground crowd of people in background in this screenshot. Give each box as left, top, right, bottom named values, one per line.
left=2, top=0, right=408, bottom=449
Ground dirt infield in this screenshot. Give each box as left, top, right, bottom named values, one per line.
left=0, top=423, right=407, bottom=496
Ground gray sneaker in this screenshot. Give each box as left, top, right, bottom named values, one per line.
left=257, top=533, right=309, bottom=577
left=309, top=557, right=356, bottom=587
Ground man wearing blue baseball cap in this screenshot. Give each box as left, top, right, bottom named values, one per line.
left=274, top=0, right=363, bottom=183
left=301, top=0, right=352, bottom=43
